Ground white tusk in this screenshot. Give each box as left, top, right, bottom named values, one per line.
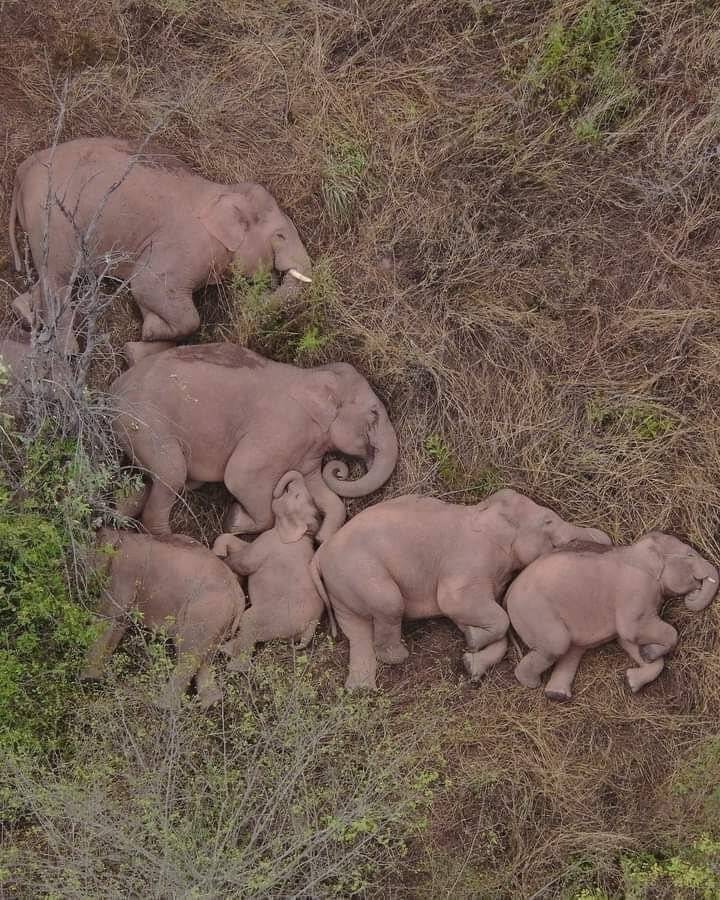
left=287, top=268, right=312, bottom=284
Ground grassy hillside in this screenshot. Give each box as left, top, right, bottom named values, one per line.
left=2, top=1, right=720, bottom=896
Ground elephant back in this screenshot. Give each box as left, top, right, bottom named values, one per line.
left=170, top=343, right=270, bottom=371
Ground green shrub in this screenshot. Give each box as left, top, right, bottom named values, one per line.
left=1, top=650, right=441, bottom=896
left=0, top=433, right=111, bottom=754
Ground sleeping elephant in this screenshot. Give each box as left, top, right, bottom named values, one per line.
left=110, top=343, right=398, bottom=541
left=311, top=489, right=610, bottom=690
left=81, top=529, right=246, bottom=709
left=507, top=532, right=718, bottom=700
left=213, top=471, right=328, bottom=671
left=9, top=137, right=312, bottom=353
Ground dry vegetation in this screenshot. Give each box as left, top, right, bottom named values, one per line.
left=3, top=0, right=720, bottom=896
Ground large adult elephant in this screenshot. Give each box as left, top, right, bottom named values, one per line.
left=9, top=138, right=312, bottom=352
left=110, top=343, right=398, bottom=541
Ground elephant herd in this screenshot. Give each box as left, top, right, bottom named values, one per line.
left=2, top=137, right=718, bottom=709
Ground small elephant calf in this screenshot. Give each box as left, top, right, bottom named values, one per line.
left=507, top=532, right=718, bottom=700
left=213, top=471, right=328, bottom=670
left=82, top=529, right=246, bottom=708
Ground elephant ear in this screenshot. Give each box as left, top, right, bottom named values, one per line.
left=470, top=490, right=520, bottom=533
left=290, top=377, right=340, bottom=432
left=199, top=194, right=250, bottom=252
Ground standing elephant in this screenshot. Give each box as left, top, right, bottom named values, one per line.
left=213, top=471, right=329, bottom=670
left=110, top=343, right=398, bottom=541
left=507, top=532, right=718, bottom=700
left=311, top=489, right=610, bottom=690
left=81, top=529, right=246, bottom=709
left=9, top=137, right=312, bottom=352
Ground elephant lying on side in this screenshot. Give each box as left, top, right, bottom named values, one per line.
left=9, top=137, right=312, bottom=352
left=213, top=471, right=328, bottom=670
left=110, top=343, right=398, bottom=541
left=311, top=489, right=610, bottom=690
left=81, top=529, right=246, bottom=709
left=507, top=532, right=719, bottom=700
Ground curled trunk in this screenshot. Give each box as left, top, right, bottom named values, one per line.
left=685, top=564, right=719, bottom=611
left=322, top=406, right=398, bottom=498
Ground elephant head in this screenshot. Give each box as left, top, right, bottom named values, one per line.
left=199, top=185, right=312, bottom=306
left=631, top=532, right=719, bottom=611
left=311, top=363, right=399, bottom=499
left=472, top=489, right=611, bottom=567
left=271, top=471, right=321, bottom=543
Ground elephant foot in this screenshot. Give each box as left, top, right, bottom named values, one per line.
left=639, top=643, right=665, bottom=663
left=197, top=683, right=223, bottom=709
left=625, top=667, right=645, bottom=693
left=462, top=651, right=493, bottom=683
left=344, top=671, right=378, bottom=692
left=513, top=662, right=542, bottom=689
left=376, top=642, right=409, bottom=665
left=545, top=687, right=572, bottom=702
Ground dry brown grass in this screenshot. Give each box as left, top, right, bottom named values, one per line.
left=3, top=0, right=720, bottom=895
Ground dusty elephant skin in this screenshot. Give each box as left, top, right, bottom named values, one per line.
left=110, top=342, right=399, bottom=540
left=312, top=488, right=610, bottom=691
left=507, top=532, right=719, bottom=701
left=81, top=528, right=246, bottom=709
left=9, top=137, right=312, bottom=353
left=213, top=471, right=327, bottom=670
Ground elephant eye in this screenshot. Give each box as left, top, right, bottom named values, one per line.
left=275, top=231, right=287, bottom=241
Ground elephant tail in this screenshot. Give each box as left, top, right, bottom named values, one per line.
left=310, top=554, right=337, bottom=640
left=9, top=181, right=21, bottom=272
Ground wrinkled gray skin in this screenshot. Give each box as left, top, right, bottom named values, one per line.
left=110, top=343, right=398, bottom=542
left=507, top=532, right=719, bottom=700
left=213, top=471, right=326, bottom=670
left=312, top=488, right=610, bottom=690
left=81, top=528, right=246, bottom=709
left=9, top=137, right=312, bottom=353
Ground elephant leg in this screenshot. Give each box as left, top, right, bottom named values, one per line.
left=635, top=618, right=678, bottom=662
left=155, top=651, right=201, bottom=710
left=515, top=649, right=564, bottom=689
left=225, top=609, right=258, bottom=672
left=439, top=583, right=509, bottom=682
left=335, top=607, right=377, bottom=691
left=130, top=270, right=200, bottom=342
left=223, top=459, right=275, bottom=535
left=80, top=618, right=127, bottom=681
left=195, top=662, right=223, bottom=709
left=139, top=443, right=187, bottom=535
left=371, top=580, right=408, bottom=664
left=544, top=645, right=585, bottom=701
left=619, top=638, right=665, bottom=693
left=294, top=619, right=319, bottom=650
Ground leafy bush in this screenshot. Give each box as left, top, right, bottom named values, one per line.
left=1, top=650, right=442, bottom=897
left=0, top=433, right=109, bottom=754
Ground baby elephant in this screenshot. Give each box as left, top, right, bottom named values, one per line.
left=82, top=529, right=246, bottom=709
left=507, top=532, right=719, bottom=700
left=212, top=471, right=327, bottom=670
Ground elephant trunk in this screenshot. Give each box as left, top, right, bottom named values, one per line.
left=322, top=406, right=398, bottom=498
left=685, top=563, right=719, bottom=611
